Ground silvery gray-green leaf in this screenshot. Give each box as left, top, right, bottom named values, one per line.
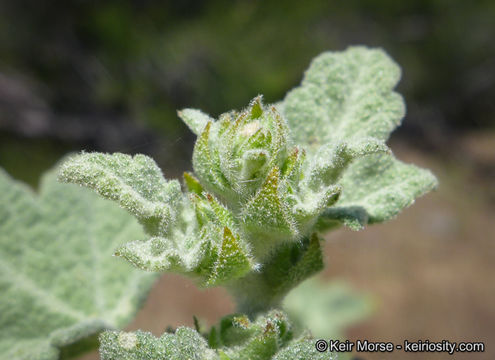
left=318, top=153, right=438, bottom=228
left=305, top=137, right=390, bottom=190
left=281, top=46, right=437, bottom=228
left=281, top=46, right=405, bottom=151
left=58, top=152, right=182, bottom=236
left=0, top=167, right=157, bottom=360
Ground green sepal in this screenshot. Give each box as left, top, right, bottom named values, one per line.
left=242, top=167, right=297, bottom=254
left=240, top=149, right=269, bottom=182
left=184, top=172, right=204, bottom=196
left=217, top=314, right=254, bottom=347
left=281, top=147, right=305, bottom=184
left=214, top=310, right=293, bottom=360
left=206, top=227, right=253, bottom=286
left=208, top=326, right=220, bottom=349
left=249, top=96, right=264, bottom=119
left=190, top=193, right=235, bottom=230
left=193, top=121, right=229, bottom=195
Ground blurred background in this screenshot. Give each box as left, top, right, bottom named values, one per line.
left=0, top=0, right=493, bottom=359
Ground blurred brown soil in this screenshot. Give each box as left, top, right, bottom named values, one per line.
left=81, top=135, right=495, bottom=360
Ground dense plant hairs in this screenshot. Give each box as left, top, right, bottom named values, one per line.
left=0, top=167, right=157, bottom=360
left=0, top=46, right=437, bottom=360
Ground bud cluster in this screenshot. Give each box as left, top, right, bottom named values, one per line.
left=185, top=97, right=342, bottom=260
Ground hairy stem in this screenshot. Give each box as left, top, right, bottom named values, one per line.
left=227, top=234, right=324, bottom=318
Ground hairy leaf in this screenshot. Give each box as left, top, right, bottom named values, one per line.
left=58, top=152, right=182, bottom=236
left=100, top=328, right=217, bottom=360
left=0, top=167, right=157, bottom=360
left=318, top=154, right=438, bottom=229
left=60, top=153, right=258, bottom=287
left=178, top=109, right=214, bottom=136
left=282, top=47, right=437, bottom=228
left=282, top=46, right=404, bottom=150
left=99, top=310, right=336, bottom=360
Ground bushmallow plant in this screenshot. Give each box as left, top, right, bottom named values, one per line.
left=57, top=46, right=437, bottom=359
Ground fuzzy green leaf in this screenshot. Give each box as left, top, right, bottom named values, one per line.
left=319, top=153, right=438, bottom=228
left=282, top=46, right=437, bottom=230
left=0, top=167, right=156, bottom=360
left=100, top=328, right=217, bottom=360
left=60, top=153, right=256, bottom=288
left=113, top=196, right=254, bottom=287
left=178, top=109, right=215, bottom=136
left=99, top=310, right=336, bottom=360
left=192, top=121, right=229, bottom=195
left=282, top=46, right=405, bottom=150
left=58, top=152, right=182, bottom=236
left=306, top=137, right=390, bottom=189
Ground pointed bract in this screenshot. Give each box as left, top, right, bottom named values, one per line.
left=206, top=227, right=252, bottom=286
left=242, top=167, right=297, bottom=255
left=184, top=172, right=204, bottom=196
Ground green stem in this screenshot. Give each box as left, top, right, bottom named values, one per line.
left=227, top=234, right=324, bottom=318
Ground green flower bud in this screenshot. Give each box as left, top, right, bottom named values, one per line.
left=192, top=96, right=291, bottom=205
left=189, top=96, right=344, bottom=258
